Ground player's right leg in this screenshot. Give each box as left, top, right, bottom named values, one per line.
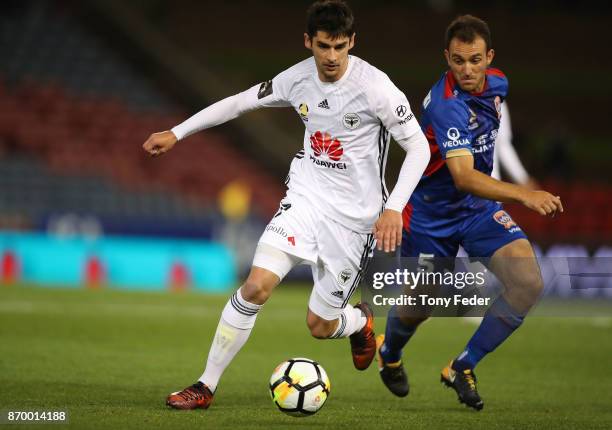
left=377, top=312, right=426, bottom=397
left=167, top=194, right=316, bottom=410
left=378, top=227, right=458, bottom=397
left=166, top=260, right=285, bottom=410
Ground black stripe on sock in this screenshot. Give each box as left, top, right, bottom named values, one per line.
left=332, top=313, right=346, bottom=339
left=230, top=292, right=259, bottom=316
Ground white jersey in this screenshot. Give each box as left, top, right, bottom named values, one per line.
left=492, top=102, right=529, bottom=183
left=255, top=56, right=421, bottom=233
left=172, top=55, right=423, bottom=234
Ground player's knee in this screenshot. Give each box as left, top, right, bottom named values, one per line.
left=510, top=260, right=544, bottom=295
left=241, top=279, right=272, bottom=305
left=240, top=267, right=280, bottom=305
left=506, top=268, right=544, bottom=311
left=495, top=240, right=543, bottom=302
left=521, top=270, right=544, bottom=300
left=529, top=270, right=544, bottom=293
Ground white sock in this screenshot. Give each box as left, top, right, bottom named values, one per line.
left=199, top=288, right=262, bottom=392
left=330, top=306, right=367, bottom=338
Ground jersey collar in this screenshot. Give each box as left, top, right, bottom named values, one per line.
left=444, top=70, right=489, bottom=99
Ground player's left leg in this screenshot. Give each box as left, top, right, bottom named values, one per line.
left=442, top=207, right=540, bottom=410
left=449, top=238, right=541, bottom=370
left=306, top=291, right=375, bottom=370
left=166, top=244, right=300, bottom=410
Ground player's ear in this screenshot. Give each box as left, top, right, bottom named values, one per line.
left=348, top=33, right=356, bottom=50
left=444, top=49, right=451, bottom=66
left=304, top=33, right=312, bottom=50
left=486, top=49, right=495, bottom=66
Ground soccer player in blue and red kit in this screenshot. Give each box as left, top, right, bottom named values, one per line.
left=376, top=15, right=564, bottom=410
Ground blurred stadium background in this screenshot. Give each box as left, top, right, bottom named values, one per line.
left=0, top=0, right=610, bottom=292
left=1, top=2, right=611, bottom=429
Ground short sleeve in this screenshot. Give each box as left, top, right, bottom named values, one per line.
left=370, top=74, right=421, bottom=141
left=429, top=98, right=473, bottom=159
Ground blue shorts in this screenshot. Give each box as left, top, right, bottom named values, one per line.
left=402, top=203, right=528, bottom=258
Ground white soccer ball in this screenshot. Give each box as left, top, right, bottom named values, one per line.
left=269, top=357, right=331, bottom=417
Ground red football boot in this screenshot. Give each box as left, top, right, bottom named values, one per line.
left=349, top=302, right=376, bottom=370
left=166, top=382, right=214, bottom=410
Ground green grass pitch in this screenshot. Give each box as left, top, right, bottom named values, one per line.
left=1, top=285, right=611, bottom=429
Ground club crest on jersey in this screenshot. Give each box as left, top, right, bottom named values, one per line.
left=338, top=268, right=353, bottom=286
left=493, top=210, right=517, bottom=230
left=343, top=113, right=361, bottom=130
left=299, top=103, right=309, bottom=121
left=257, top=80, right=273, bottom=99
left=309, top=131, right=347, bottom=169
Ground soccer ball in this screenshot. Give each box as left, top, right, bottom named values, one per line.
left=269, top=357, right=331, bottom=417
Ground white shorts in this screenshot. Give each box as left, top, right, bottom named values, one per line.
left=253, top=192, right=375, bottom=320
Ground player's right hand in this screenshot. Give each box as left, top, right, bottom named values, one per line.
left=143, top=130, right=178, bottom=157
left=522, top=190, right=563, bottom=216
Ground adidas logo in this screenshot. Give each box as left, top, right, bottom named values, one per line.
left=331, top=290, right=344, bottom=299
left=317, top=99, right=330, bottom=109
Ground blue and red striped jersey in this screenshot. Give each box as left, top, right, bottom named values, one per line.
left=404, top=68, right=508, bottom=233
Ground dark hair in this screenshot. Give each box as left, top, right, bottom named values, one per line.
left=306, top=0, right=354, bottom=39
left=445, top=15, right=492, bottom=50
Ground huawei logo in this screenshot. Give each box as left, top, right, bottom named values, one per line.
left=310, top=131, right=343, bottom=161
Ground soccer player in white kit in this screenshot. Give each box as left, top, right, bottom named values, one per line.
left=143, top=0, right=430, bottom=410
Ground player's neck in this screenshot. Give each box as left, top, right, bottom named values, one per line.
left=473, top=77, right=487, bottom=94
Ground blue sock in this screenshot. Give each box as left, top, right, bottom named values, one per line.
left=380, top=306, right=418, bottom=363
left=452, top=295, right=524, bottom=372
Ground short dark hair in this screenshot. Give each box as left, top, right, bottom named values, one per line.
left=306, top=0, right=355, bottom=40
left=445, top=15, right=492, bottom=51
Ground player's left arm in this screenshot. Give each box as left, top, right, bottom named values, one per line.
left=446, top=154, right=563, bottom=216
left=375, top=132, right=430, bottom=252
left=369, top=75, right=430, bottom=252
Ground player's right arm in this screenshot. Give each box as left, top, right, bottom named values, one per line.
left=367, top=73, right=430, bottom=252
left=143, top=76, right=291, bottom=156
left=431, top=98, right=562, bottom=216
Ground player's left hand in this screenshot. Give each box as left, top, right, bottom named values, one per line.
left=373, top=209, right=403, bottom=253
